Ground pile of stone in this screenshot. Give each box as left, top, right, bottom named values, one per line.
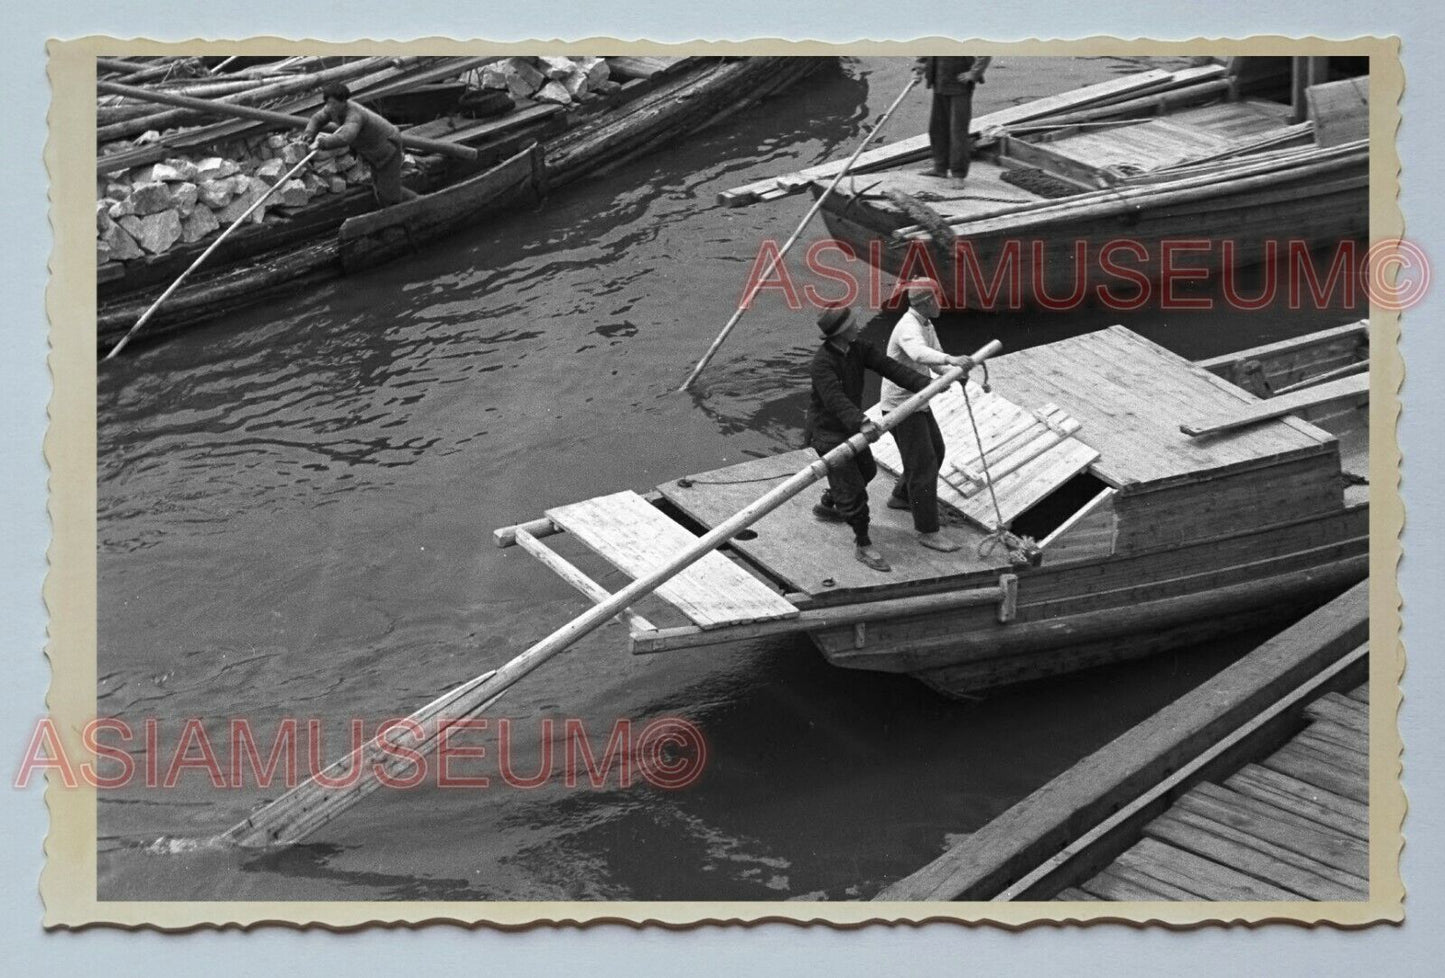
left=96, top=133, right=400, bottom=266
left=479, top=56, right=618, bottom=106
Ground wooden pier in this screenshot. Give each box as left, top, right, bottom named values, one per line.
left=1053, top=684, right=1368, bottom=901
left=874, top=580, right=1371, bottom=901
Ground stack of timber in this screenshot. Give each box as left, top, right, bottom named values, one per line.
left=499, top=320, right=1369, bottom=699
left=97, top=55, right=829, bottom=351
left=870, top=580, right=1370, bottom=902
left=718, top=58, right=1368, bottom=310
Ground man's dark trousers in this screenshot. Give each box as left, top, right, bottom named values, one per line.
left=888, top=411, right=945, bottom=534
left=929, top=86, right=974, bottom=176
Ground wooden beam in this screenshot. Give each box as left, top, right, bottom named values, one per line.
left=1181, top=373, right=1370, bottom=438
left=513, top=526, right=656, bottom=634
left=629, top=580, right=1007, bottom=655
left=872, top=580, right=1367, bottom=901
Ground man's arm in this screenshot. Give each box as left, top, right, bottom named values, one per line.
left=811, top=355, right=868, bottom=433
left=301, top=107, right=330, bottom=139
left=862, top=342, right=932, bottom=394
left=315, top=105, right=364, bottom=149
left=963, top=57, right=991, bottom=84
left=893, top=317, right=952, bottom=376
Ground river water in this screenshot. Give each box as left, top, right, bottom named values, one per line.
left=96, top=56, right=1359, bottom=901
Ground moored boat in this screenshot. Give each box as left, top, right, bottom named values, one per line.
left=719, top=57, right=1369, bottom=312
left=97, top=55, right=830, bottom=351
left=496, top=320, right=1369, bottom=698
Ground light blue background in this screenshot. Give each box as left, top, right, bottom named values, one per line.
left=3, top=2, right=1441, bottom=973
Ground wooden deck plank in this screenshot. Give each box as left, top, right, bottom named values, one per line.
left=1296, top=720, right=1368, bottom=760
left=1227, top=764, right=1368, bottom=836
left=1305, top=691, right=1369, bottom=731
left=546, top=490, right=798, bottom=629
left=1298, top=717, right=1368, bottom=755
left=1077, top=865, right=1192, bottom=901
left=1346, top=683, right=1369, bottom=704
left=1182, top=373, right=1369, bottom=438
left=1145, top=810, right=1364, bottom=900
left=656, top=450, right=1009, bottom=600
left=1263, top=742, right=1368, bottom=802
left=983, top=327, right=1329, bottom=487
left=1053, top=886, right=1103, bottom=901
left=1117, top=837, right=1298, bottom=901
left=1176, top=783, right=1367, bottom=876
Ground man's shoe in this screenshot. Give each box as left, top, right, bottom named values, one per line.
left=922, top=166, right=947, bottom=177
left=812, top=503, right=846, bottom=523
left=886, top=495, right=911, bottom=511
left=855, top=545, right=892, bottom=572
left=918, top=531, right=962, bottom=553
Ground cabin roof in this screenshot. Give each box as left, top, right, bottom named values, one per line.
left=983, top=326, right=1335, bottom=488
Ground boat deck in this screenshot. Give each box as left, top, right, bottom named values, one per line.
left=1034, top=99, right=1296, bottom=175
left=1055, top=682, right=1369, bottom=901
left=821, top=98, right=1300, bottom=228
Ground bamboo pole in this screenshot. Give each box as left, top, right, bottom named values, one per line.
left=95, top=79, right=479, bottom=161
left=678, top=75, right=921, bottom=392
left=102, top=150, right=320, bottom=362
left=96, top=57, right=396, bottom=142
left=221, top=338, right=1003, bottom=848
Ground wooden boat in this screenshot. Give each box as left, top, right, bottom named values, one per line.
left=97, top=56, right=829, bottom=350
left=496, top=320, right=1369, bottom=698
left=719, top=57, right=1368, bottom=311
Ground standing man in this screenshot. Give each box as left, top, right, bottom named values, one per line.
left=879, top=279, right=973, bottom=553
left=301, top=82, right=419, bottom=207
left=915, top=56, right=991, bottom=180
left=807, top=304, right=933, bottom=573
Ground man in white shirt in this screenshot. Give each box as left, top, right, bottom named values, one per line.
left=878, top=279, right=972, bottom=552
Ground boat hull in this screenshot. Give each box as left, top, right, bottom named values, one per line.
left=808, top=505, right=1369, bottom=697
left=815, top=157, right=1368, bottom=312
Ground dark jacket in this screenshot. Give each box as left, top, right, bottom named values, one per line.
left=306, top=102, right=403, bottom=167
left=806, top=339, right=931, bottom=448
left=919, top=56, right=977, bottom=96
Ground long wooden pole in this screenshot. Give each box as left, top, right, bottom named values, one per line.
left=222, top=338, right=1003, bottom=848
left=94, top=79, right=478, bottom=161
left=678, top=75, right=921, bottom=392
left=102, top=150, right=319, bottom=362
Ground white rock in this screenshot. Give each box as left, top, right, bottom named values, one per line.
left=180, top=205, right=221, bottom=244
left=255, top=159, right=287, bottom=185
left=481, top=58, right=545, bottom=99
left=171, top=182, right=199, bottom=217
left=134, top=130, right=163, bottom=145
left=108, top=197, right=136, bottom=220
left=128, top=210, right=183, bottom=254
left=534, top=80, right=573, bottom=105
left=275, top=179, right=310, bottom=208
left=195, top=156, right=239, bottom=181
left=96, top=201, right=116, bottom=234
left=281, top=142, right=310, bottom=166
left=142, top=158, right=198, bottom=182
left=328, top=176, right=348, bottom=195
left=579, top=56, right=610, bottom=88
left=197, top=178, right=235, bottom=209
left=100, top=221, right=144, bottom=261
left=128, top=181, right=174, bottom=216
left=537, top=56, right=577, bottom=80
left=217, top=180, right=267, bottom=224
left=343, top=160, right=370, bottom=184
left=562, top=71, right=589, bottom=97
left=266, top=133, right=288, bottom=150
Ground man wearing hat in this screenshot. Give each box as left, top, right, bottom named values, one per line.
left=300, top=82, right=419, bottom=207
left=807, top=303, right=933, bottom=573
left=879, top=279, right=973, bottom=553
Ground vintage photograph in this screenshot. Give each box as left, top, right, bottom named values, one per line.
left=42, top=39, right=1401, bottom=924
